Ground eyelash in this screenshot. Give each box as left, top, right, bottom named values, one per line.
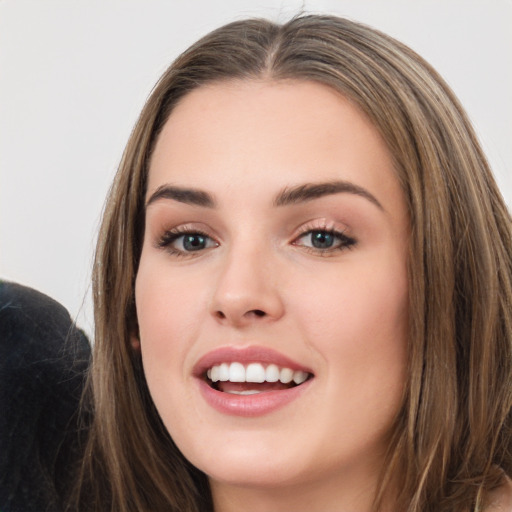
left=292, top=227, right=356, bottom=255
left=157, top=227, right=218, bottom=257
left=156, top=225, right=356, bottom=257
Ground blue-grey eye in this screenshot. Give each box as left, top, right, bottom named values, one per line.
left=158, top=230, right=218, bottom=254
left=295, top=229, right=356, bottom=252
left=175, top=233, right=219, bottom=252
left=182, top=234, right=208, bottom=251
left=310, top=231, right=335, bottom=249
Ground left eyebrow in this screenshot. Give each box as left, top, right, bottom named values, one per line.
left=273, top=180, right=383, bottom=210
left=145, top=184, right=216, bottom=208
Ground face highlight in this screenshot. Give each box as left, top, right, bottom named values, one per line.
left=135, top=80, right=409, bottom=506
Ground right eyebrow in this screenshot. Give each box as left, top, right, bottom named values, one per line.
left=145, top=184, right=216, bottom=208
left=274, top=180, right=384, bottom=210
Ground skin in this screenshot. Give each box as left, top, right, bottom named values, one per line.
left=487, top=475, right=512, bottom=511
left=135, top=80, right=410, bottom=511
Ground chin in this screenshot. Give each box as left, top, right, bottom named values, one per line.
left=202, top=457, right=308, bottom=489
left=180, top=431, right=312, bottom=488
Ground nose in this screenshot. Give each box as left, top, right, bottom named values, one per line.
left=209, top=243, right=285, bottom=327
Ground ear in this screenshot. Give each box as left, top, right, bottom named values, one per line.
left=129, top=300, right=141, bottom=351
left=129, top=317, right=141, bottom=352
left=130, top=334, right=141, bottom=351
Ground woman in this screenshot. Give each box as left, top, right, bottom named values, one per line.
left=72, top=15, right=512, bottom=511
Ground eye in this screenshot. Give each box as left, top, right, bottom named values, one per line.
left=294, top=229, right=356, bottom=253
left=158, top=229, right=218, bottom=256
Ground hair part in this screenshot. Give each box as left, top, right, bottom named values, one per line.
left=71, top=15, right=512, bottom=512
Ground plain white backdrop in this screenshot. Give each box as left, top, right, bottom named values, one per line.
left=1, top=0, right=511, bottom=337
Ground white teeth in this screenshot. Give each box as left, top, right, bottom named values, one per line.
left=219, top=362, right=230, bottom=381
left=211, top=365, right=220, bottom=382
left=206, top=362, right=310, bottom=385
left=226, top=390, right=261, bottom=395
left=229, top=362, right=245, bottom=382
left=279, top=367, right=294, bottom=384
left=265, top=364, right=280, bottom=382
left=293, top=370, right=308, bottom=385
left=246, top=363, right=266, bottom=383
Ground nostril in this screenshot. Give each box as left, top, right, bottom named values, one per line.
left=213, top=308, right=267, bottom=322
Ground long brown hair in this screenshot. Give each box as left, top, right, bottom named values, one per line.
left=72, top=15, right=512, bottom=511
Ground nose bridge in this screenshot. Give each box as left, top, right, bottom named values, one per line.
left=210, top=232, right=284, bottom=325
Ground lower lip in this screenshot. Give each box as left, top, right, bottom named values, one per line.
left=198, top=379, right=312, bottom=417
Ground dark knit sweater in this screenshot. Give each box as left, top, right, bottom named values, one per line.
left=0, top=281, right=91, bottom=512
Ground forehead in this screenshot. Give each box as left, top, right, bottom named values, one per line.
left=151, top=80, right=379, bottom=163
left=147, top=79, right=403, bottom=217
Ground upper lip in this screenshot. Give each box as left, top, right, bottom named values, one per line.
left=193, top=346, right=313, bottom=378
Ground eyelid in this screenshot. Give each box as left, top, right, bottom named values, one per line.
left=292, top=219, right=349, bottom=238
left=291, top=219, right=356, bottom=253
left=155, top=223, right=220, bottom=257
left=154, top=221, right=217, bottom=242
left=157, top=228, right=213, bottom=247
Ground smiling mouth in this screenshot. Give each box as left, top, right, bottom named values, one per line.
left=205, top=362, right=313, bottom=395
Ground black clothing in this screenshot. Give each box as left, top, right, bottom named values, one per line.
left=0, top=281, right=91, bottom=512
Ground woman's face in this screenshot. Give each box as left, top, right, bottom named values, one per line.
left=135, top=80, right=409, bottom=496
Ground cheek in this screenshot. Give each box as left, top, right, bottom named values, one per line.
left=136, top=250, right=210, bottom=323
left=134, top=261, right=207, bottom=379
left=294, top=256, right=409, bottom=381
left=134, top=262, right=212, bottom=439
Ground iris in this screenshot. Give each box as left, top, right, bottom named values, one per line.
left=183, top=234, right=207, bottom=251
left=310, top=231, right=335, bottom=249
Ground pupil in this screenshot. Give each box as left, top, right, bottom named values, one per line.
left=183, top=234, right=205, bottom=251
left=311, top=231, right=334, bottom=249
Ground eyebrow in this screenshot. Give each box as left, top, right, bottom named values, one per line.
left=145, top=180, right=383, bottom=211
left=146, top=184, right=216, bottom=208
left=274, top=180, right=383, bottom=210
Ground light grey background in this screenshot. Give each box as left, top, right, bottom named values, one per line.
left=1, top=0, right=510, bottom=337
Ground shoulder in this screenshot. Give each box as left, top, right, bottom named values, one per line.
left=0, top=281, right=91, bottom=512
left=486, top=475, right=512, bottom=512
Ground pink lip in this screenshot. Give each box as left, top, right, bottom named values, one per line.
left=193, top=346, right=314, bottom=417
left=197, top=378, right=312, bottom=417
left=193, top=346, right=312, bottom=377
